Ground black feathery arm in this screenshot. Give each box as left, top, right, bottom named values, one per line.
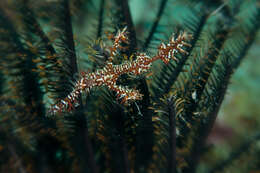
left=143, top=0, right=168, bottom=50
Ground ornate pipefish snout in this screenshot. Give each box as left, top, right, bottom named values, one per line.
left=48, top=27, right=192, bottom=115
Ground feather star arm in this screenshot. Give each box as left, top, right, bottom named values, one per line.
left=48, top=28, right=192, bottom=115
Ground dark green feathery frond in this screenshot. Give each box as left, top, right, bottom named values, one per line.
left=14, top=1, right=99, bottom=172
left=151, top=6, right=208, bottom=99
left=86, top=4, right=139, bottom=168
left=0, top=6, right=44, bottom=116
left=142, top=0, right=168, bottom=50
left=104, top=1, right=155, bottom=170
left=53, top=1, right=99, bottom=169
left=113, top=0, right=137, bottom=56
left=97, top=0, right=105, bottom=39
left=149, top=92, right=187, bottom=172
left=0, top=5, right=79, bottom=172
left=38, top=0, right=81, bottom=99
left=56, top=0, right=78, bottom=78
left=180, top=1, right=260, bottom=172
left=14, top=0, right=68, bottom=102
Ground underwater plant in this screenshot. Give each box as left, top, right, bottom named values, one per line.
left=0, top=0, right=259, bottom=173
